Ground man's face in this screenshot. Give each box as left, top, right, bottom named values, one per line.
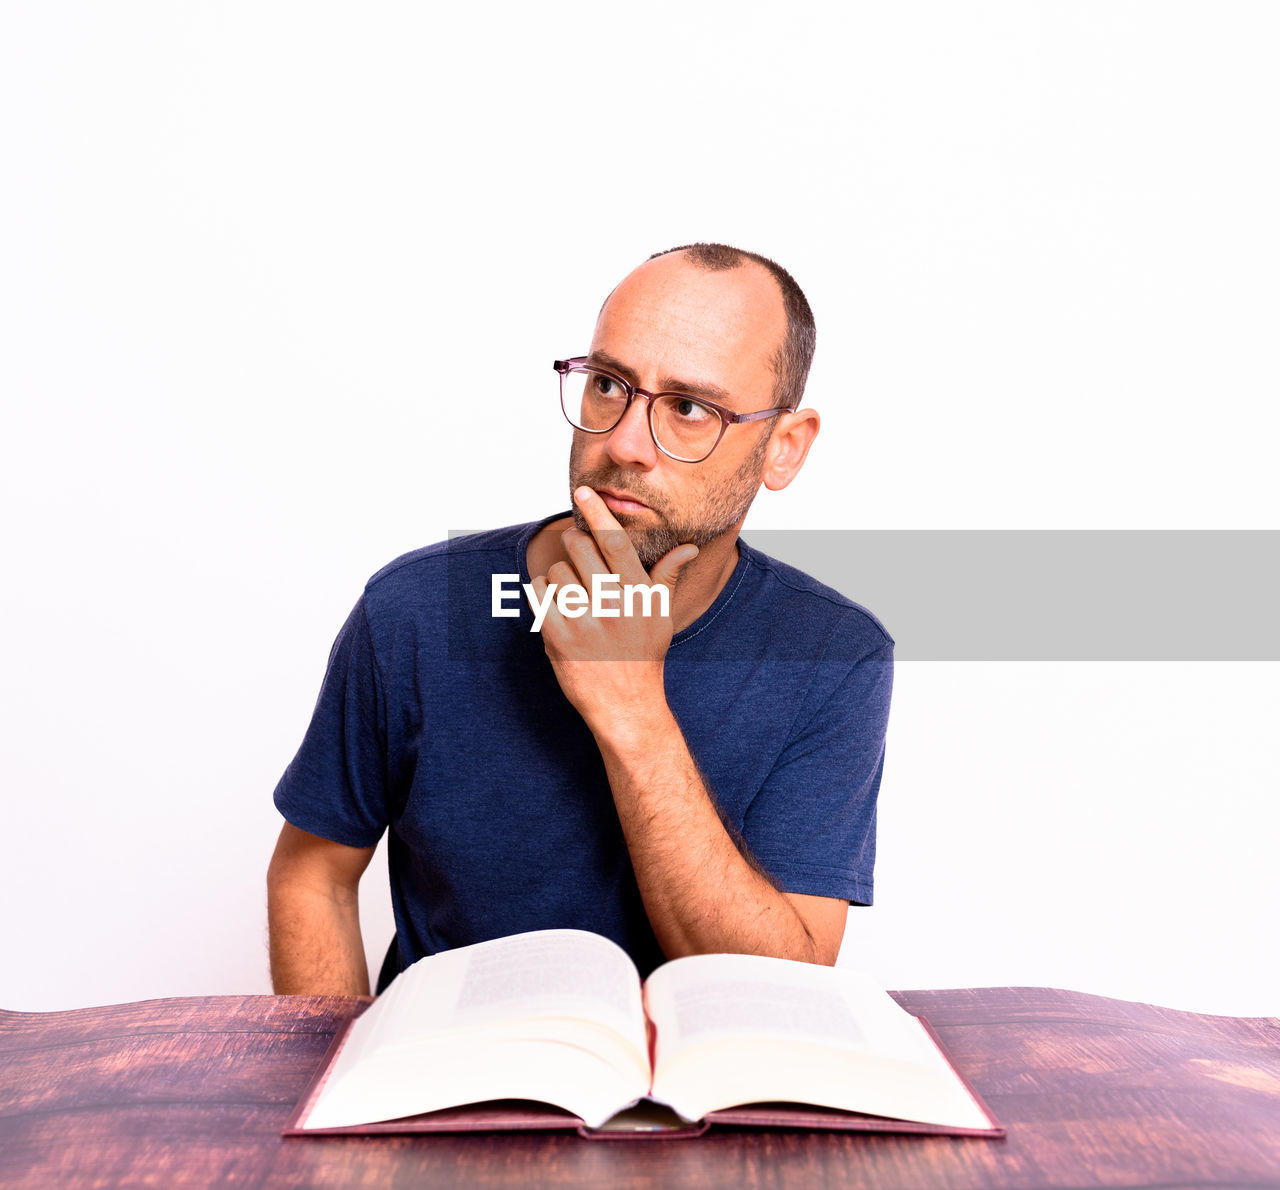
left=568, top=253, right=788, bottom=570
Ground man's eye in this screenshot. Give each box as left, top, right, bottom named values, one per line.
left=592, top=375, right=624, bottom=399
left=672, top=397, right=714, bottom=422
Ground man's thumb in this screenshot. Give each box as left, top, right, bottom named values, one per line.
left=651, top=544, right=699, bottom=589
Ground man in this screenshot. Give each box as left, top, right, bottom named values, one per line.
left=267, top=243, right=893, bottom=995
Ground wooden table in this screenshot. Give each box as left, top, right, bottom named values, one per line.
left=1, top=987, right=1277, bottom=1188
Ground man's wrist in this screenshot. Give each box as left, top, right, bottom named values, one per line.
left=588, top=695, right=678, bottom=761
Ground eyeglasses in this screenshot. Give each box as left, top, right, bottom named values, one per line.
left=554, top=357, right=793, bottom=464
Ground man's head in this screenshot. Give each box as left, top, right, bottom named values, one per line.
left=567, top=243, right=821, bottom=568
left=647, top=243, right=817, bottom=411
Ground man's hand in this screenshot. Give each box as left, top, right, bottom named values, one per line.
left=529, top=485, right=697, bottom=739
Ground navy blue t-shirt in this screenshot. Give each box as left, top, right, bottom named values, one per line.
left=273, top=514, right=894, bottom=979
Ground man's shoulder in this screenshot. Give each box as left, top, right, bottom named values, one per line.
left=737, top=537, right=895, bottom=658
left=365, top=522, right=529, bottom=586
left=356, top=517, right=548, bottom=624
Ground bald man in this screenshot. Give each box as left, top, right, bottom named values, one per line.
left=267, top=244, right=893, bottom=995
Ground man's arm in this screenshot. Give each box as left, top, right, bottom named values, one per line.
left=594, top=705, right=849, bottom=964
left=531, top=487, right=849, bottom=966
left=267, top=822, right=377, bottom=994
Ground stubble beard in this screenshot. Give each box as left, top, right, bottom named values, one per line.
left=568, top=432, right=770, bottom=571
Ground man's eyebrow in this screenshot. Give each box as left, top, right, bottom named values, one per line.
left=585, top=350, right=732, bottom=402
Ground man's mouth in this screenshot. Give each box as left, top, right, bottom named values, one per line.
left=595, top=488, right=652, bottom=515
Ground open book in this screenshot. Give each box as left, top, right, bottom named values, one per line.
left=286, top=929, right=1002, bottom=1138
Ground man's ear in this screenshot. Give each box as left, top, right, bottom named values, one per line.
left=761, top=408, right=820, bottom=491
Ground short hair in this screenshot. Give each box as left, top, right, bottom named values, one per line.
left=647, top=242, right=816, bottom=409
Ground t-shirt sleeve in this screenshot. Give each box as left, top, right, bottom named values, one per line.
left=272, top=596, right=390, bottom=848
left=740, top=636, right=894, bottom=905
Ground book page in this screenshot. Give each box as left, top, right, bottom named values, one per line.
left=658, top=971, right=870, bottom=1049
left=644, top=952, right=923, bottom=1055
left=454, top=930, right=642, bottom=1031
left=303, top=929, right=650, bottom=1130
left=346, top=929, right=646, bottom=1060
left=643, top=953, right=994, bottom=1130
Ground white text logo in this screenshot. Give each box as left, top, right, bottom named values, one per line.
left=491, top=573, right=669, bottom=632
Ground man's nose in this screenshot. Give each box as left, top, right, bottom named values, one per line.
left=604, top=393, right=658, bottom=469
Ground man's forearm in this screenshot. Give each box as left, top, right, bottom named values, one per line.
left=267, top=879, right=370, bottom=996
left=593, top=704, right=824, bottom=964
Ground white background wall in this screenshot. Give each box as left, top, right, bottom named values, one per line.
left=2, top=2, right=1275, bottom=1015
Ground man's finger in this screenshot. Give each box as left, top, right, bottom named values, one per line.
left=560, top=527, right=610, bottom=586
left=573, top=486, right=645, bottom=578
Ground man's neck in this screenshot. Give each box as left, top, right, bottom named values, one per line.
left=525, top=516, right=741, bottom=635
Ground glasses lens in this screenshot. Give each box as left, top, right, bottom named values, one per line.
left=651, top=394, right=723, bottom=462
left=562, top=367, right=629, bottom=432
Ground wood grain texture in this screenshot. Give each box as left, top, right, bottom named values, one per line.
left=1, top=988, right=1277, bottom=1189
